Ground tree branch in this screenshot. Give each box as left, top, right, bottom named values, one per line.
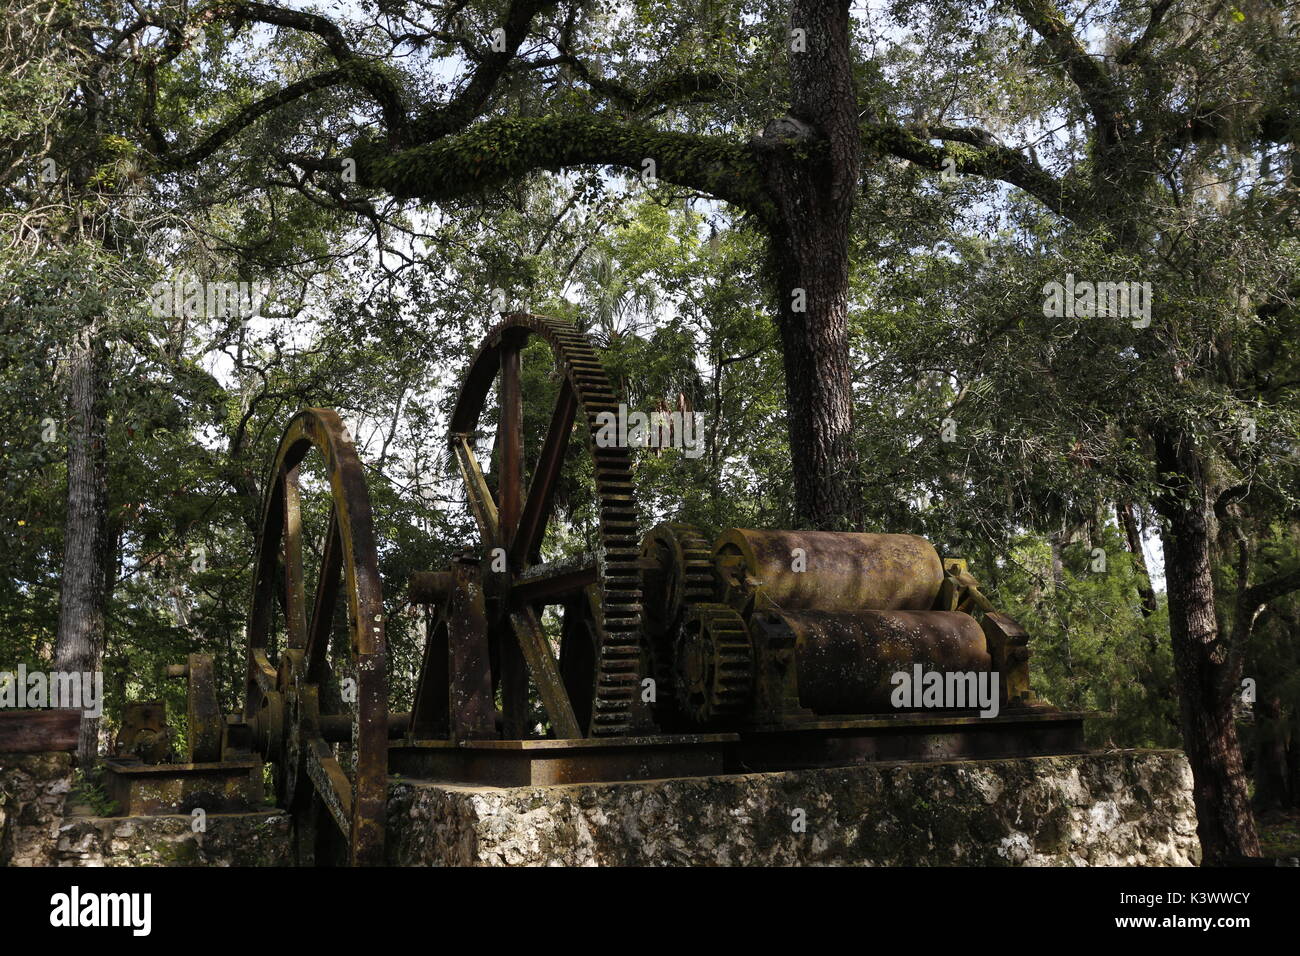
left=1011, top=0, right=1128, bottom=145
left=556, top=42, right=726, bottom=114
left=1163, top=101, right=1296, bottom=149
left=157, top=69, right=352, bottom=169
left=1117, top=0, right=1175, bottom=66
left=200, top=1, right=408, bottom=140
left=1242, top=565, right=1300, bottom=613
left=863, top=122, right=1083, bottom=220
left=353, top=116, right=771, bottom=218
left=408, top=0, right=557, bottom=143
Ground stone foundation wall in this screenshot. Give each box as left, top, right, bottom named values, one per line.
left=6, top=748, right=1199, bottom=866
left=53, top=812, right=291, bottom=866
left=387, top=749, right=1199, bottom=866
left=2, top=750, right=290, bottom=866
left=0, top=752, right=74, bottom=866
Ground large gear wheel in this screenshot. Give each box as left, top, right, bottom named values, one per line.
left=447, top=313, right=645, bottom=735
left=675, top=603, right=754, bottom=726
left=640, top=522, right=715, bottom=723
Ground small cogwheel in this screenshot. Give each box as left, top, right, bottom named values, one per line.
left=674, top=603, right=753, bottom=726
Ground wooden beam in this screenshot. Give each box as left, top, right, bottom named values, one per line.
left=0, top=710, right=82, bottom=753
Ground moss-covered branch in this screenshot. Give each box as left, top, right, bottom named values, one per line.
left=556, top=52, right=727, bottom=115
left=356, top=116, right=772, bottom=218
left=1011, top=0, right=1128, bottom=145
left=863, top=122, right=1084, bottom=221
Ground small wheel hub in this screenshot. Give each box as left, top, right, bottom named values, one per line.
left=674, top=603, right=754, bottom=726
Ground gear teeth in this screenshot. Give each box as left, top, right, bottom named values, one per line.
left=544, top=318, right=645, bottom=734
left=638, top=522, right=720, bottom=727
left=675, top=603, right=753, bottom=725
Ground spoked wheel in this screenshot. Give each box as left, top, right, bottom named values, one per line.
left=244, top=409, right=388, bottom=866
left=417, top=313, right=647, bottom=739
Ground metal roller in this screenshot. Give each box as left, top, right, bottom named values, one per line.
left=714, top=529, right=944, bottom=612
left=751, top=609, right=991, bottom=714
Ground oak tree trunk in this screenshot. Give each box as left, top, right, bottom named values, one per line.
left=1154, top=425, right=1259, bottom=863
left=1117, top=500, right=1159, bottom=620
left=757, top=0, right=860, bottom=529
left=53, top=320, right=111, bottom=766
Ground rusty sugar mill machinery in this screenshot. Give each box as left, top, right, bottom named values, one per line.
left=133, top=313, right=1085, bottom=865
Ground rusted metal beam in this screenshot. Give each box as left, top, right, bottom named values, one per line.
left=509, top=606, right=581, bottom=739
left=498, top=342, right=523, bottom=544
left=318, top=712, right=411, bottom=742
left=728, top=711, right=1088, bottom=769
left=512, top=380, right=577, bottom=565
left=305, top=509, right=342, bottom=685
left=245, top=463, right=286, bottom=720
left=494, top=344, right=530, bottom=739
left=452, top=435, right=499, bottom=546
left=304, top=737, right=353, bottom=838
left=282, top=465, right=308, bottom=650
left=389, top=733, right=734, bottom=786
left=497, top=619, right=529, bottom=739
left=511, top=558, right=598, bottom=604
left=446, top=560, right=497, bottom=740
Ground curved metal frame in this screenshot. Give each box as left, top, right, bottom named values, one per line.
left=244, top=408, right=389, bottom=866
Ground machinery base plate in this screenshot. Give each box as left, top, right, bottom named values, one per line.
left=102, top=757, right=265, bottom=815
left=729, top=710, right=1087, bottom=772
left=391, top=711, right=1089, bottom=786
left=389, top=733, right=735, bottom=786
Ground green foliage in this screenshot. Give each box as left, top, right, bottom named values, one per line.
left=990, top=528, right=1179, bottom=748
left=70, top=768, right=119, bottom=817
